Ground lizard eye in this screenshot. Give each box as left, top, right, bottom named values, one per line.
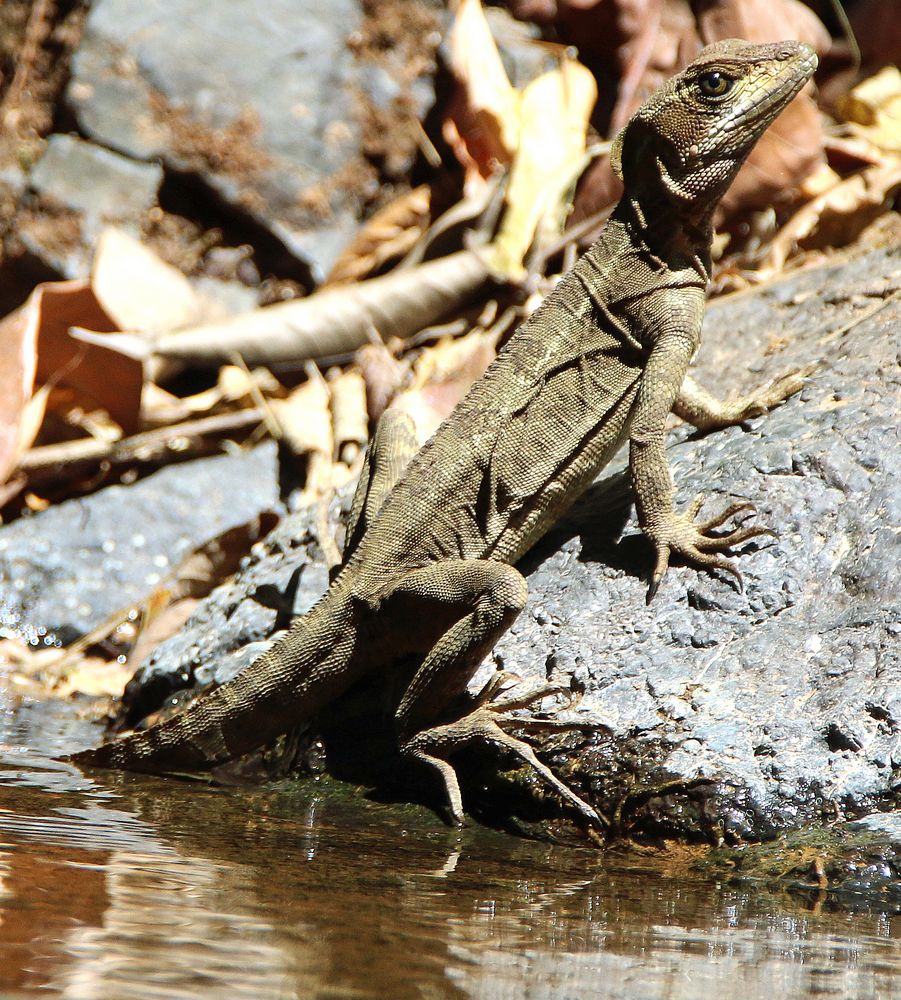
left=697, top=71, right=733, bottom=98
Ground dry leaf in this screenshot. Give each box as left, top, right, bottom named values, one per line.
left=326, top=186, right=432, bottom=285
left=271, top=372, right=333, bottom=460
left=356, top=342, right=412, bottom=421
left=0, top=295, right=39, bottom=487
left=125, top=597, right=199, bottom=678
left=55, top=656, right=132, bottom=699
left=838, top=66, right=901, bottom=155
left=762, top=161, right=901, bottom=271
left=487, top=55, right=597, bottom=280
left=170, top=512, right=281, bottom=599
left=104, top=250, right=490, bottom=368
left=443, top=0, right=521, bottom=193
left=329, top=370, right=369, bottom=465
left=141, top=365, right=281, bottom=425
left=91, top=227, right=205, bottom=332
left=0, top=278, right=144, bottom=488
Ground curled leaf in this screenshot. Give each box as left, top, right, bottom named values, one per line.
left=329, top=370, right=369, bottom=465
left=837, top=66, right=901, bottom=155
left=326, top=186, right=432, bottom=285
left=117, top=250, right=490, bottom=369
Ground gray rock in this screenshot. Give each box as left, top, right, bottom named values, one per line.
left=65, top=0, right=437, bottom=281
left=24, top=134, right=163, bottom=276
left=0, top=443, right=281, bottom=646
left=481, top=7, right=559, bottom=88
left=103, top=244, right=901, bottom=841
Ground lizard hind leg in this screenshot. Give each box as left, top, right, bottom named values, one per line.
left=383, top=559, right=600, bottom=827
left=403, top=683, right=603, bottom=828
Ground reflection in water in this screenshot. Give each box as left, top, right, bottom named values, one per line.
left=0, top=700, right=899, bottom=1000
left=57, top=850, right=301, bottom=1000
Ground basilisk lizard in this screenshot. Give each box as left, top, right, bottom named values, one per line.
left=69, top=40, right=818, bottom=826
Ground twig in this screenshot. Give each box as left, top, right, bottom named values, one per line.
left=1, top=0, right=55, bottom=129
left=19, top=408, right=264, bottom=476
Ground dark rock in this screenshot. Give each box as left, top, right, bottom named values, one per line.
left=0, top=443, right=281, bottom=646
left=102, top=244, right=901, bottom=841
left=23, top=134, right=163, bottom=277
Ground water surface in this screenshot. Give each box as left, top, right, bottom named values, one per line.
left=1, top=698, right=899, bottom=999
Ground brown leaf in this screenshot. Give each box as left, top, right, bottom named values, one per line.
left=850, top=0, right=901, bottom=74
left=326, top=186, right=432, bottom=286
left=170, top=512, right=280, bottom=600
left=0, top=297, right=39, bottom=487
left=356, top=342, right=412, bottom=421
left=442, top=0, right=521, bottom=192
left=132, top=250, right=489, bottom=368
left=124, top=597, right=200, bottom=677
left=762, top=161, right=901, bottom=271
left=0, top=279, right=144, bottom=487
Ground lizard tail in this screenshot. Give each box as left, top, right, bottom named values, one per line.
left=66, top=593, right=359, bottom=775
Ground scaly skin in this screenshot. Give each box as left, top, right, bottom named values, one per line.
left=68, top=40, right=818, bottom=826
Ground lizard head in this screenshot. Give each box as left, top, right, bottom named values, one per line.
left=611, top=39, right=818, bottom=212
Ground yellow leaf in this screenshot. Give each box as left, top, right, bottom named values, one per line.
left=837, top=65, right=901, bottom=154
left=92, top=227, right=204, bottom=333
left=487, top=55, right=597, bottom=281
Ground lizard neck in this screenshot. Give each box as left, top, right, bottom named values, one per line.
left=609, top=188, right=715, bottom=285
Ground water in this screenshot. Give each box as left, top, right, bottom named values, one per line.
left=1, top=698, right=899, bottom=999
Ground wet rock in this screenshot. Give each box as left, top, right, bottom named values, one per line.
left=700, top=813, right=901, bottom=911
left=22, top=134, right=163, bottom=277
left=109, top=244, right=900, bottom=841
left=66, top=0, right=439, bottom=281
left=0, top=443, right=281, bottom=647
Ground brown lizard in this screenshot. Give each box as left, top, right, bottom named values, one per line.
left=68, top=40, right=817, bottom=826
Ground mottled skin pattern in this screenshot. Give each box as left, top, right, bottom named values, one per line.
left=69, top=41, right=817, bottom=826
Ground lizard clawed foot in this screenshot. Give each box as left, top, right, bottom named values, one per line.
left=646, top=496, right=774, bottom=602
left=722, top=364, right=817, bottom=424
left=402, top=683, right=602, bottom=828
left=474, top=671, right=581, bottom=715
left=733, top=364, right=816, bottom=420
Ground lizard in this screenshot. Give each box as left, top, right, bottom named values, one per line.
left=68, top=39, right=818, bottom=827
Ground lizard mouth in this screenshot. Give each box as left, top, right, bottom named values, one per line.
left=731, top=47, right=818, bottom=134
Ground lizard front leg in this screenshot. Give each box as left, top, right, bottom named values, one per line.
left=630, top=333, right=789, bottom=600
left=379, top=560, right=600, bottom=826
left=673, top=367, right=814, bottom=431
